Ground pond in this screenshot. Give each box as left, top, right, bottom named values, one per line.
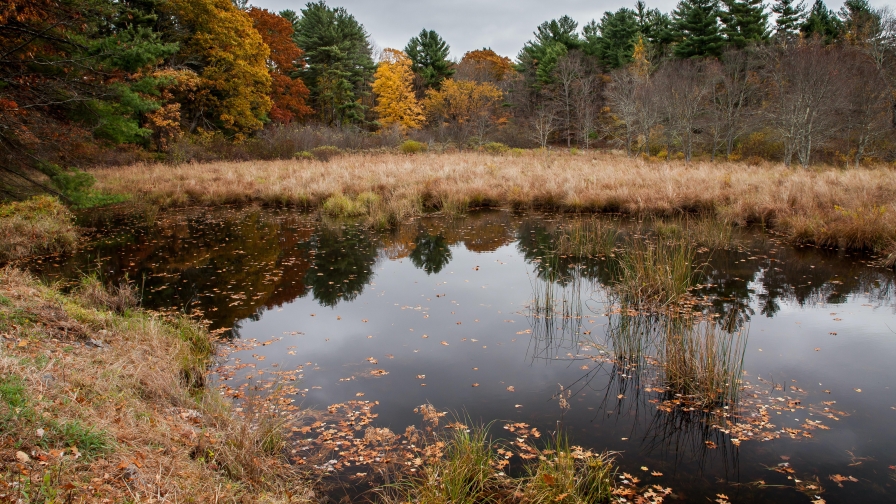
left=24, top=207, right=896, bottom=503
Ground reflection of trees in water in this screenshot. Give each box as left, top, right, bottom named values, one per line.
left=301, top=224, right=378, bottom=307
left=409, top=233, right=452, bottom=275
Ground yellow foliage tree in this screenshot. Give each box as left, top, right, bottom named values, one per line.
left=164, top=0, right=271, bottom=136
left=372, top=49, right=424, bottom=129
left=423, top=79, right=503, bottom=144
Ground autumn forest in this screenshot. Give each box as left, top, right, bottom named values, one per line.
left=2, top=0, right=896, bottom=198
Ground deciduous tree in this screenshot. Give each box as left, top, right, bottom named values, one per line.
left=372, top=49, right=425, bottom=129
left=423, top=79, right=503, bottom=145
left=247, top=7, right=312, bottom=124
left=164, top=0, right=272, bottom=135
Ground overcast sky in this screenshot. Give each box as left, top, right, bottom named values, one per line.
left=251, top=0, right=892, bottom=60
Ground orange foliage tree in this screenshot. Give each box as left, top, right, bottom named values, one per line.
left=423, top=79, right=504, bottom=145
left=372, top=49, right=425, bottom=129
left=164, top=0, right=271, bottom=136
left=247, top=7, right=313, bottom=124
left=456, top=49, right=516, bottom=83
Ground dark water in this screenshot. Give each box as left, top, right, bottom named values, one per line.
left=25, top=207, right=896, bottom=503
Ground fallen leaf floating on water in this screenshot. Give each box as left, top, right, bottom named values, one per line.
left=366, top=357, right=378, bottom=365
left=472, top=383, right=479, bottom=387
left=641, top=466, right=648, bottom=471
left=416, top=375, right=425, bottom=379
left=651, top=471, right=663, bottom=477
left=515, top=404, right=523, bottom=408
left=440, top=341, right=449, bottom=346
left=815, top=348, right=821, bottom=351
left=829, top=474, right=858, bottom=487
left=854, top=388, right=862, bottom=393
left=355, top=392, right=365, bottom=397
left=507, top=386, right=515, bottom=392
left=705, top=441, right=718, bottom=449
left=580, top=365, right=589, bottom=370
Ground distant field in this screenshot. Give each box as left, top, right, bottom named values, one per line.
left=95, top=151, right=896, bottom=253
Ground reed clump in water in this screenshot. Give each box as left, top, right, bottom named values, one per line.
left=611, top=236, right=697, bottom=308
left=660, top=315, right=747, bottom=408
left=379, top=425, right=618, bottom=504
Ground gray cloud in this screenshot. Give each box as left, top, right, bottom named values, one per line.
left=251, top=0, right=885, bottom=61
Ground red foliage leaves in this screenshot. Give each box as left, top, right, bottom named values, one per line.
left=247, top=7, right=312, bottom=123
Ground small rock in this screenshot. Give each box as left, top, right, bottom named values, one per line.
left=123, top=463, right=141, bottom=481
left=85, top=339, right=105, bottom=348
left=15, top=451, right=30, bottom=463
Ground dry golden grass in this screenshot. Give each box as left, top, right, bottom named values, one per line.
left=0, top=268, right=315, bottom=503
left=94, top=151, right=896, bottom=251
left=0, top=196, right=79, bottom=263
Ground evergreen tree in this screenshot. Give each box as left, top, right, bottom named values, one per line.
left=517, top=16, right=582, bottom=85
left=720, top=0, right=770, bottom=48
left=839, top=0, right=878, bottom=45
left=583, top=8, right=641, bottom=68
left=292, top=1, right=376, bottom=126
left=635, top=1, right=677, bottom=57
left=404, top=29, right=455, bottom=90
left=771, top=0, right=806, bottom=38
left=801, top=0, right=842, bottom=43
left=671, top=0, right=725, bottom=58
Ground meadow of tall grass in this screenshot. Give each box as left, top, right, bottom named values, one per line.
left=95, top=151, right=896, bottom=252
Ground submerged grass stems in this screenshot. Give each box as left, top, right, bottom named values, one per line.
left=596, top=308, right=747, bottom=409
left=661, top=314, right=747, bottom=408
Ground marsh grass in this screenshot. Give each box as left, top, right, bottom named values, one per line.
left=521, top=433, right=615, bottom=504
left=74, top=273, right=139, bottom=314
left=661, top=314, right=747, bottom=407
left=96, top=151, right=896, bottom=252
left=382, top=425, right=504, bottom=504
left=611, top=236, right=697, bottom=308
left=379, top=425, right=617, bottom=504
left=0, top=268, right=314, bottom=503
left=596, top=309, right=747, bottom=408
left=0, top=196, right=78, bottom=262
left=556, top=218, right=619, bottom=258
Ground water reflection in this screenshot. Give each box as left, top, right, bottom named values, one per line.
left=25, top=208, right=895, bottom=333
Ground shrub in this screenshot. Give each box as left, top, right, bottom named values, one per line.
left=293, top=151, right=314, bottom=160
left=310, top=145, right=343, bottom=161
left=400, top=140, right=428, bottom=154
left=481, top=142, right=509, bottom=154
left=0, top=196, right=79, bottom=262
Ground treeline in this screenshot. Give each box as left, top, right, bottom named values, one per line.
left=1, top=0, right=895, bottom=197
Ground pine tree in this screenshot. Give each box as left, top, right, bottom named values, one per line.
left=671, top=0, right=725, bottom=58
left=404, top=29, right=455, bottom=91
left=720, top=0, right=770, bottom=48
left=771, top=0, right=806, bottom=38
left=517, top=16, right=582, bottom=85
left=583, top=8, right=641, bottom=69
left=839, top=0, right=878, bottom=45
left=292, top=1, right=376, bottom=126
left=801, top=0, right=842, bottom=44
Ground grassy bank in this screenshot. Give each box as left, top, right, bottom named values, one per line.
left=0, top=197, right=78, bottom=263
left=0, top=268, right=314, bottom=503
left=95, top=151, right=896, bottom=252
